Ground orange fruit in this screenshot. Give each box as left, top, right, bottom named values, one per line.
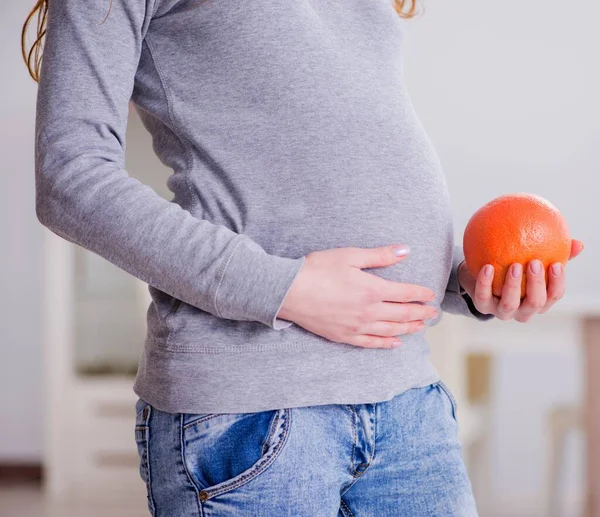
left=463, top=193, right=571, bottom=298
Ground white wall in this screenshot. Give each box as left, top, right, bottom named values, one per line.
left=402, top=0, right=600, bottom=308
left=0, top=3, right=44, bottom=461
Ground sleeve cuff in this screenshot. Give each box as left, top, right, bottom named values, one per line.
left=442, top=244, right=494, bottom=321
left=213, top=235, right=307, bottom=330
left=446, top=244, right=464, bottom=295
left=460, top=289, right=495, bottom=321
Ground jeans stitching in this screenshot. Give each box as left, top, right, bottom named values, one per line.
left=369, top=404, right=377, bottom=465
left=340, top=498, right=356, bottom=517
left=179, top=413, right=204, bottom=516
left=183, top=413, right=227, bottom=431
left=349, top=406, right=357, bottom=475
left=340, top=473, right=363, bottom=501
left=436, top=380, right=458, bottom=420
left=263, top=410, right=280, bottom=456
left=349, top=406, right=376, bottom=477
left=140, top=405, right=157, bottom=515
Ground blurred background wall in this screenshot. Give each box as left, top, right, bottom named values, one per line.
left=0, top=1, right=44, bottom=463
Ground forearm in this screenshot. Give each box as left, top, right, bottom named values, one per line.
left=35, top=0, right=305, bottom=330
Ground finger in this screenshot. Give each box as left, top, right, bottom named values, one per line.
left=569, top=239, right=584, bottom=260
left=515, top=260, right=547, bottom=321
left=347, top=244, right=411, bottom=269
left=379, top=280, right=436, bottom=304
left=375, top=301, right=438, bottom=323
left=514, top=312, right=531, bottom=323
left=539, top=262, right=566, bottom=314
left=355, top=319, right=426, bottom=337
left=495, top=263, right=523, bottom=320
left=349, top=334, right=405, bottom=350
left=471, top=264, right=497, bottom=314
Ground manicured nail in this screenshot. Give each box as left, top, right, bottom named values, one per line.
left=391, top=340, right=402, bottom=348
left=551, top=263, right=562, bottom=276
left=394, top=245, right=410, bottom=257
left=512, top=263, right=522, bottom=278
left=484, top=265, right=494, bottom=277
left=530, top=260, right=542, bottom=275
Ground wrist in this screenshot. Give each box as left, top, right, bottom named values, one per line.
left=276, top=303, right=293, bottom=322
left=457, top=260, right=475, bottom=296
left=275, top=260, right=308, bottom=323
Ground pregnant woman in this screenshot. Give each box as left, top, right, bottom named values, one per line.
left=23, top=0, right=583, bottom=515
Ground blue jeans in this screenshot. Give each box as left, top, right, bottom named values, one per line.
left=134, top=381, right=478, bottom=516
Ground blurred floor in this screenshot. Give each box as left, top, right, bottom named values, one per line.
left=0, top=483, right=147, bottom=517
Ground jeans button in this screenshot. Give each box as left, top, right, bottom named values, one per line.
left=199, top=491, right=209, bottom=502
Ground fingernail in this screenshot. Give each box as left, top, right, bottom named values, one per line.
left=394, top=245, right=410, bottom=257
left=512, top=263, right=522, bottom=278
left=391, top=340, right=402, bottom=348
left=530, top=260, right=542, bottom=275
left=484, top=265, right=493, bottom=278
left=552, top=263, right=562, bottom=276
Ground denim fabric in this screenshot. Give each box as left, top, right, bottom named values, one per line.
left=134, top=381, right=478, bottom=516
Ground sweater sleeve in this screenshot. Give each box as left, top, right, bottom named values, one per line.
left=441, top=245, right=494, bottom=321
left=34, top=0, right=305, bottom=330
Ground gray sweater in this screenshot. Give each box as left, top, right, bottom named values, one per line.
left=35, top=0, right=490, bottom=414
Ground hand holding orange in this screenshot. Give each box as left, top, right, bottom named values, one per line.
left=458, top=193, right=584, bottom=321
left=463, top=193, right=571, bottom=298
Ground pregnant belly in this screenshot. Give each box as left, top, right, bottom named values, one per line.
left=246, top=189, right=455, bottom=300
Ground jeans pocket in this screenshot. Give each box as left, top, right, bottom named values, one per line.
left=134, top=399, right=155, bottom=515
left=182, top=408, right=292, bottom=502
left=436, top=380, right=458, bottom=422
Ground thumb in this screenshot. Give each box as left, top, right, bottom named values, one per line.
left=346, top=245, right=410, bottom=269
left=569, top=239, right=584, bottom=260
